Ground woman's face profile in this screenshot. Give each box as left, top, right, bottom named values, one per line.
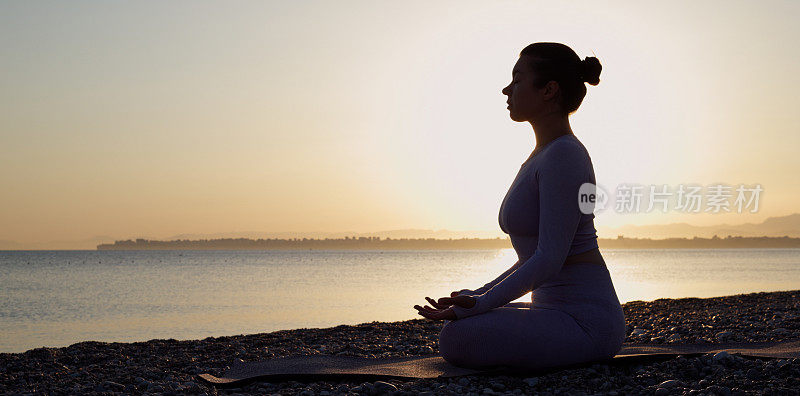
left=502, top=55, right=549, bottom=122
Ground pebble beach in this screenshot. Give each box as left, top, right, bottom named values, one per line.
left=2, top=290, right=799, bottom=395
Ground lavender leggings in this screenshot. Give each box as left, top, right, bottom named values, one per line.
left=438, top=261, right=627, bottom=370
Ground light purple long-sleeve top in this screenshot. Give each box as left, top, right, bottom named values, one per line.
left=450, top=133, right=600, bottom=319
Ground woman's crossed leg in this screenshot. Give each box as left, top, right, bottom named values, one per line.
left=439, top=302, right=602, bottom=370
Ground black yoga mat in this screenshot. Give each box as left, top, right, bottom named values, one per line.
left=197, top=339, right=800, bottom=388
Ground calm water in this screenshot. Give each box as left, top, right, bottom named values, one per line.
left=1, top=249, right=799, bottom=353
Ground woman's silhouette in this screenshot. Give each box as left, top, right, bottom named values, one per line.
left=414, top=42, right=626, bottom=370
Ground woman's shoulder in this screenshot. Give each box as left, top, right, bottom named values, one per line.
left=537, top=135, right=590, bottom=164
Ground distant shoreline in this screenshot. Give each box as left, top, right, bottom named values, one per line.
left=94, top=235, right=800, bottom=250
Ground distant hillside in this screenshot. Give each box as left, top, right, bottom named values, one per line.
left=0, top=230, right=502, bottom=250
left=598, top=235, right=800, bottom=249
left=598, top=213, right=800, bottom=239
left=0, top=236, right=116, bottom=250
left=97, top=237, right=513, bottom=250
left=6, top=213, right=800, bottom=250
left=161, top=229, right=505, bottom=241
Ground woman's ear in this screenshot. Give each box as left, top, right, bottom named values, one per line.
left=541, top=80, right=560, bottom=101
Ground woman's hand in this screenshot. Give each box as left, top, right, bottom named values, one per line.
left=424, top=291, right=458, bottom=309
left=413, top=293, right=477, bottom=321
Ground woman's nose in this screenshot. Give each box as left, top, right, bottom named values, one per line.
left=502, top=84, right=511, bottom=96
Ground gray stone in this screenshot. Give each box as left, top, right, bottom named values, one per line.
left=712, top=351, right=731, bottom=362
left=490, top=381, right=506, bottom=391
left=710, top=385, right=731, bottom=396
left=523, top=377, right=539, bottom=387
left=373, top=381, right=398, bottom=394
left=102, top=381, right=125, bottom=391
left=715, top=331, right=733, bottom=341
left=631, top=328, right=647, bottom=336
left=667, top=334, right=682, bottom=342
left=746, top=368, right=760, bottom=380
left=658, top=379, right=682, bottom=388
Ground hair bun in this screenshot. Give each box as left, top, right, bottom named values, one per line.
left=580, top=56, right=602, bottom=86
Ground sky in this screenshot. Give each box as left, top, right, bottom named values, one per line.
left=2, top=1, right=799, bottom=247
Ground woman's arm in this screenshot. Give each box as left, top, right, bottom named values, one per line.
left=457, top=258, right=524, bottom=296
left=451, top=143, right=588, bottom=319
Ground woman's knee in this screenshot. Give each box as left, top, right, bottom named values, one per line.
left=438, top=320, right=474, bottom=367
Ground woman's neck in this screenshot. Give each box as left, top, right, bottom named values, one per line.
left=529, top=115, right=574, bottom=151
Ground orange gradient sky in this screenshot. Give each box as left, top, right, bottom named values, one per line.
left=2, top=1, right=799, bottom=246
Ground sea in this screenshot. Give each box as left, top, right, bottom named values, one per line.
left=1, top=248, right=799, bottom=353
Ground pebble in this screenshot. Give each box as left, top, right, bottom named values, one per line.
left=707, top=384, right=732, bottom=396
left=658, top=379, right=682, bottom=388
left=712, top=351, right=731, bottom=362
left=715, top=330, right=733, bottom=341
left=631, top=328, right=647, bottom=336
left=523, top=377, right=539, bottom=387
left=489, top=381, right=505, bottom=390
left=373, top=380, right=397, bottom=394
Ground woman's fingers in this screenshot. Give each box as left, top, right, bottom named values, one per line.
left=413, top=304, right=439, bottom=317
left=450, top=291, right=460, bottom=297
left=425, top=296, right=449, bottom=310
left=425, top=296, right=442, bottom=309
left=413, top=294, right=471, bottom=320
left=437, top=296, right=455, bottom=306
left=416, top=308, right=439, bottom=320
left=413, top=304, right=440, bottom=314
left=438, top=295, right=477, bottom=309
left=414, top=304, right=456, bottom=321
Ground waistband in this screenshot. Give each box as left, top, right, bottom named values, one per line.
left=517, top=247, right=606, bottom=267
left=563, top=247, right=605, bottom=266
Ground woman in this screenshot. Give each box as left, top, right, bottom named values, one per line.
left=413, top=42, right=626, bottom=370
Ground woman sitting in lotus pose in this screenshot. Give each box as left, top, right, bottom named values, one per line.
left=414, top=42, right=626, bottom=370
